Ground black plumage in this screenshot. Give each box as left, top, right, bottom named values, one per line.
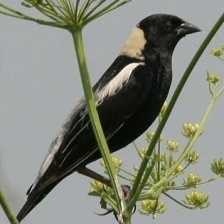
left=17, top=14, right=200, bottom=221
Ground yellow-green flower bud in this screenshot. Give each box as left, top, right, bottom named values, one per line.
left=89, top=180, right=104, bottom=195
left=184, top=173, right=202, bottom=188
left=185, top=149, right=200, bottom=163
left=207, top=72, right=221, bottom=85
left=140, top=199, right=166, bottom=215
left=211, top=158, right=224, bottom=177
left=111, top=156, right=123, bottom=168
left=184, top=191, right=209, bottom=209
left=167, top=140, right=179, bottom=152
left=174, top=165, right=184, bottom=174
left=100, top=155, right=123, bottom=172
left=182, top=122, right=201, bottom=138
left=211, top=46, right=224, bottom=58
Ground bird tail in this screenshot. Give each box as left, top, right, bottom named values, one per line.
left=17, top=179, right=60, bottom=222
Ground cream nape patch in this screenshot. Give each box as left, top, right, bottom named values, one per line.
left=120, top=27, right=147, bottom=60
left=97, top=62, right=144, bottom=101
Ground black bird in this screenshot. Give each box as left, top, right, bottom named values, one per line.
left=17, top=14, right=200, bottom=221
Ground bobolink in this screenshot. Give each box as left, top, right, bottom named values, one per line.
left=17, top=14, right=200, bottom=221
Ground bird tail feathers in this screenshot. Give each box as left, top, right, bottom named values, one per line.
left=17, top=179, right=59, bottom=222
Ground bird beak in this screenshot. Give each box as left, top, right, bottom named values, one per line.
left=177, top=22, right=201, bottom=36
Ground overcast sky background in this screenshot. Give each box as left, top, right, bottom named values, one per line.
left=0, top=0, right=224, bottom=223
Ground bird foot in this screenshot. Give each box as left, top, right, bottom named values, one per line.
left=121, top=184, right=131, bottom=201
left=97, top=184, right=136, bottom=220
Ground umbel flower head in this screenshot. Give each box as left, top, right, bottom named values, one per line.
left=140, top=199, right=166, bottom=216
left=185, top=149, right=200, bottom=164
left=100, top=155, right=123, bottom=173
left=207, top=72, right=221, bottom=85
left=184, top=173, right=202, bottom=188
left=211, top=158, right=224, bottom=177
left=167, top=140, right=179, bottom=152
left=0, top=0, right=132, bottom=30
left=211, top=46, right=224, bottom=59
left=184, top=191, right=209, bottom=209
left=89, top=180, right=105, bottom=195
left=182, top=122, right=201, bottom=138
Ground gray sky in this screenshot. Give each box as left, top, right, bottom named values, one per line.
left=0, top=0, right=224, bottom=223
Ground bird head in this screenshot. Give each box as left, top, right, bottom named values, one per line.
left=120, top=14, right=201, bottom=60
left=139, top=14, right=201, bottom=51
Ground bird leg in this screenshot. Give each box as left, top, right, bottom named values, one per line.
left=77, top=166, right=111, bottom=187
left=78, top=167, right=136, bottom=217
left=77, top=167, right=131, bottom=200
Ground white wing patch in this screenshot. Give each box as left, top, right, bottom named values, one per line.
left=97, top=62, right=144, bottom=101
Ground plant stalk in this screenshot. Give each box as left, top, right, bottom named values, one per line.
left=141, top=86, right=224, bottom=200
left=167, top=86, right=224, bottom=177
left=121, top=215, right=132, bottom=224
left=0, top=190, right=19, bottom=224
left=71, top=28, right=126, bottom=215
left=128, top=12, right=224, bottom=212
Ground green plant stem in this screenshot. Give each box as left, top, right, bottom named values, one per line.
left=138, top=86, right=224, bottom=201
left=122, top=215, right=131, bottom=224
left=0, top=3, right=65, bottom=28
left=71, top=28, right=126, bottom=216
left=168, top=178, right=216, bottom=191
left=0, top=190, right=19, bottom=224
left=83, top=0, right=130, bottom=25
left=128, top=12, right=224, bottom=212
left=167, top=86, right=224, bottom=177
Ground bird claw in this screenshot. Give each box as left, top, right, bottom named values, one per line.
left=121, top=185, right=137, bottom=214
left=121, top=184, right=131, bottom=201
left=97, top=184, right=136, bottom=220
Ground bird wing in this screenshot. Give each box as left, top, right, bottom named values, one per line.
left=29, top=61, right=153, bottom=193
left=17, top=61, right=154, bottom=221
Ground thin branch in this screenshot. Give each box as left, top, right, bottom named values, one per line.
left=168, top=178, right=216, bottom=191
left=83, top=0, right=106, bottom=20
left=120, top=168, right=136, bottom=178
left=0, top=190, right=19, bottom=224
left=118, top=174, right=133, bottom=182
left=163, top=192, right=194, bottom=209
left=83, top=0, right=130, bottom=25
left=166, top=88, right=224, bottom=179
left=71, top=29, right=126, bottom=215
left=74, top=0, right=81, bottom=21
left=0, top=3, right=66, bottom=28
left=34, top=2, right=64, bottom=22
left=78, top=0, right=92, bottom=21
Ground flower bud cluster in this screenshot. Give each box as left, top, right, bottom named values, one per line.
left=185, top=149, right=200, bottom=163
left=182, top=122, right=201, bottom=138
left=167, top=140, right=179, bottom=152
left=184, top=191, right=209, bottom=209
left=100, top=155, right=123, bottom=173
left=140, top=199, right=166, bottom=215
left=89, top=180, right=105, bottom=196
left=207, top=72, right=221, bottom=85
left=211, top=46, right=224, bottom=59
left=184, top=173, right=202, bottom=188
left=211, top=158, right=224, bottom=177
